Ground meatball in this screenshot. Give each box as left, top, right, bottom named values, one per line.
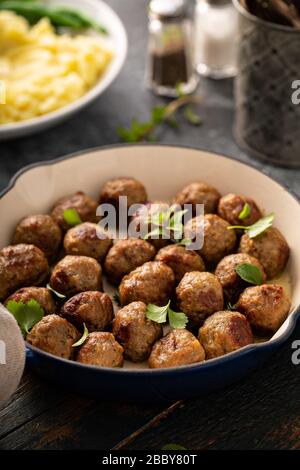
left=176, top=272, right=224, bottom=325
left=0, top=244, right=49, bottom=301
left=60, top=291, right=113, bottom=332
left=76, top=332, right=124, bottom=367
left=27, top=314, right=80, bottom=359
left=5, top=287, right=56, bottom=316
left=239, top=227, right=289, bottom=279
left=236, top=284, right=291, bottom=333
left=13, top=214, right=62, bottom=259
left=173, top=182, right=220, bottom=214
left=104, top=239, right=156, bottom=285
left=155, top=244, right=205, bottom=284
left=51, top=191, right=98, bottom=232
left=50, top=255, right=102, bottom=298
left=64, top=222, right=112, bottom=262
left=184, top=214, right=237, bottom=265
left=99, top=177, right=147, bottom=208
left=119, top=261, right=175, bottom=307
left=218, top=194, right=262, bottom=226
left=148, top=329, right=205, bottom=369
left=215, top=253, right=266, bottom=302
left=130, top=201, right=170, bottom=250
left=112, top=301, right=162, bottom=362
left=199, top=311, right=253, bottom=359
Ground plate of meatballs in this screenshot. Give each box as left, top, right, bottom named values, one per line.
left=0, top=144, right=299, bottom=401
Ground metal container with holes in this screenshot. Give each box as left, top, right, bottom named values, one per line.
left=233, top=0, right=300, bottom=168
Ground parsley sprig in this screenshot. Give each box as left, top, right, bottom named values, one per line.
left=72, top=323, right=89, bottom=347
left=235, top=263, right=263, bottom=285
left=144, top=204, right=191, bottom=245
left=238, top=202, right=251, bottom=220
left=63, top=208, right=82, bottom=227
left=146, top=301, right=188, bottom=329
left=117, top=94, right=201, bottom=143
left=228, top=213, right=274, bottom=238
left=6, top=299, right=44, bottom=337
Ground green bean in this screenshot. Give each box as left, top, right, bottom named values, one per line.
left=0, top=1, right=107, bottom=33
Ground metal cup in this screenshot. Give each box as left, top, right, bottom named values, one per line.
left=233, top=0, right=300, bottom=168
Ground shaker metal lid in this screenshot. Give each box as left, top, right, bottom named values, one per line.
left=149, top=0, right=186, bottom=19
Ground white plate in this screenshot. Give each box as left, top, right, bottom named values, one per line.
left=0, top=0, right=127, bottom=141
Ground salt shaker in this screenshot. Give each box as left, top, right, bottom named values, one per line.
left=146, top=0, right=198, bottom=97
left=195, top=0, right=238, bottom=79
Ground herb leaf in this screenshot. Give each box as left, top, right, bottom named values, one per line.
left=236, top=263, right=263, bottom=285
left=168, top=308, right=189, bottom=329
left=144, top=227, right=163, bottom=240
left=184, top=106, right=202, bottom=126
left=227, top=212, right=274, bottom=238
left=6, top=299, right=44, bottom=337
left=63, top=208, right=82, bottom=227
left=72, top=323, right=89, bottom=347
left=47, top=283, right=66, bottom=300
left=145, top=206, right=186, bottom=241
left=238, top=202, right=251, bottom=220
left=161, top=444, right=187, bottom=450
left=117, top=94, right=201, bottom=143
left=176, top=238, right=192, bottom=247
left=247, top=213, right=274, bottom=238
left=146, top=301, right=170, bottom=323
left=226, top=301, right=236, bottom=311
left=146, top=301, right=188, bottom=329
left=113, top=292, right=121, bottom=306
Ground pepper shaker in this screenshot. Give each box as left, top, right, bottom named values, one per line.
left=194, top=0, right=238, bottom=79
left=146, top=0, right=198, bottom=97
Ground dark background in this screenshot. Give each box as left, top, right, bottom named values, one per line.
left=1, top=0, right=300, bottom=450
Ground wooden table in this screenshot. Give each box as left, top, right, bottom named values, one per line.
left=1, top=0, right=300, bottom=450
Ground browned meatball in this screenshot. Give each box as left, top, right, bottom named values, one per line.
left=0, top=244, right=49, bottom=301
left=215, top=253, right=266, bottom=302
left=184, top=214, right=237, bottom=265
left=51, top=191, right=98, bottom=232
left=112, top=301, right=162, bottom=362
left=176, top=272, right=224, bottom=325
left=173, top=182, right=220, bottom=214
left=76, top=332, right=124, bottom=367
left=199, top=311, right=253, bottom=359
left=218, top=194, right=262, bottom=226
left=5, top=287, right=56, bottom=316
left=99, top=177, right=147, bottom=208
left=119, top=261, right=175, bottom=307
left=239, top=227, right=289, bottom=279
left=155, top=244, right=205, bottom=284
left=104, top=239, right=156, bottom=285
left=236, top=284, right=291, bottom=333
left=64, top=222, right=112, bottom=262
left=61, top=291, right=113, bottom=332
left=130, top=201, right=170, bottom=250
left=13, top=214, right=62, bottom=259
left=27, top=314, right=80, bottom=359
left=148, top=329, right=205, bottom=369
left=50, top=255, right=102, bottom=298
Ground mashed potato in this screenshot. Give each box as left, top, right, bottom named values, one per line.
left=0, top=11, right=113, bottom=124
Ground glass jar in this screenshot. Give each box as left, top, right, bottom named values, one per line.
left=146, top=0, right=198, bottom=97
left=195, top=0, right=238, bottom=79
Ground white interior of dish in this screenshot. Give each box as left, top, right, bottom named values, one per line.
left=0, top=0, right=127, bottom=138
left=0, top=146, right=299, bottom=368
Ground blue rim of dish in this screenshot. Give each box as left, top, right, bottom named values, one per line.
left=1, top=143, right=299, bottom=375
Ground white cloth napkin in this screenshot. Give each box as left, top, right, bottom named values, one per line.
left=0, top=303, right=25, bottom=405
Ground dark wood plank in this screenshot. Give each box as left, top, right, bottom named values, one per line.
left=114, top=321, right=300, bottom=450
left=0, top=369, right=166, bottom=450
left=0, top=370, right=70, bottom=440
